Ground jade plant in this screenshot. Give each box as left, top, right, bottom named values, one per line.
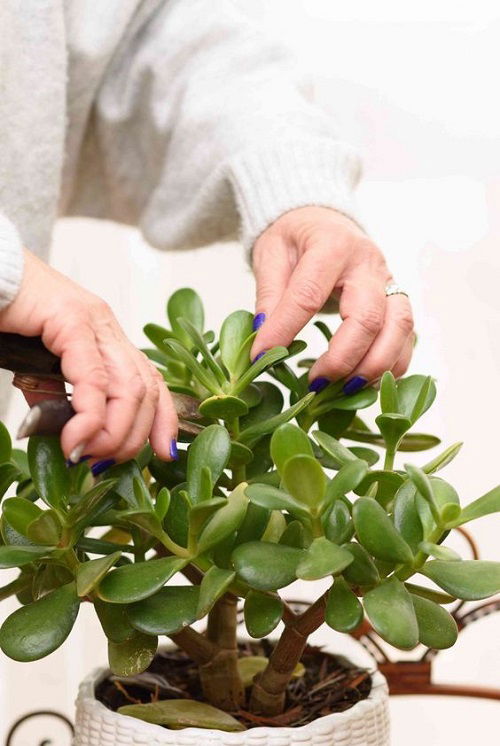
left=1, top=288, right=500, bottom=730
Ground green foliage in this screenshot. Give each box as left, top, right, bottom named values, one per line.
left=1, top=289, right=500, bottom=728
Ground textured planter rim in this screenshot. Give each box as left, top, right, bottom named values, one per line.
left=75, top=644, right=390, bottom=744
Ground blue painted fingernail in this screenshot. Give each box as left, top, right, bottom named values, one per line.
left=91, top=459, right=116, bottom=477
left=66, top=455, right=91, bottom=468
left=253, top=312, right=266, bottom=331
left=170, top=438, right=179, bottom=461
left=252, top=351, right=266, bottom=363
left=343, top=376, right=367, bottom=396
left=308, top=377, right=330, bottom=393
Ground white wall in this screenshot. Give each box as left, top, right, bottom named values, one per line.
left=2, top=2, right=500, bottom=743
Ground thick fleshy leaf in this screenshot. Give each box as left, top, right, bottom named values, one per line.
left=342, top=543, right=380, bottom=587
left=410, top=594, right=458, bottom=649
left=165, top=488, right=190, bottom=547
left=326, top=577, right=363, bottom=632
left=118, top=699, right=245, bottom=732
left=120, top=510, right=165, bottom=543
left=405, top=464, right=436, bottom=509
left=404, top=582, right=456, bottom=605
left=375, top=414, right=412, bottom=452
left=234, top=503, right=270, bottom=546
left=199, top=395, right=248, bottom=420
left=327, top=387, right=378, bottom=411
left=349, top=447, right=380, bottom=467
left=282, top=455, right=327, bottom=510
left=344, top=429, right=440, bottom=452
left=244, top=590, right=283, bottom=638
left=353, top=471, right=404, bottom=507
left=0, top=544, right=55, bottom=568
left=167, top=288, right=204, bottom=346
left=67, top=479, right=118, bottom=527
left=423, top=442, right=463, bottom=475
left=105, top=461, right=144, bottom=509
left=0, top=582, right=79, bottom=661
left=188, top=497, right=226, bottom=543
left=279, top=520, right=308, bottom=548
left=379, top=371, right=399, bottom=414
left=364, top=578, right=419, bottom=650
left=270, top=423, right=313, bottom=477
left=313, top=430, right=356, bottom=467
left=164, top=339, right=220, bottom=394
left=219, top=310, right=254, bottom=377
left=229, top=441, right=253, bottom=466
left=324, top=501, right=353, bottom=545
left=32, top=564, right=73, bottom=601
left=187, top=425, right=231, bottom=504
left=296, top=538, right=353, bottom=580
left=196, top=566, right=235, bottom=618
left=397, top=375, right=436, bottom=423
left=232, top=541, right=304, bottom=591
left=177, top=319, right=225, bottom=385
left=76, top=552, right=122, bottom=597
left=454, top=486, right=500, bottom=526
left=28, top=436, right=69, bottom=510
left=0, top=463, right=21, bottom=499
left=143, top=323, right=177, bottom=354
left=95, top=600, right=137, bottom=643
left=196, top=484, right=248, bottom=552
left=0, top=421, right=12, bottom=462
left=419, top=542, right=461, bottom=561
left=231, top=347, right=289, bottom=396
left=323, top=460, right=368, bottom=508
left=352, top=498, right=413, bottom=565
left=245, top=483, right=310, bottom=520
left=420, top=560, right=500, bottom=600
left=393, top=482, right=423, bottom=554
left=261, top=510, right=287, bottom=542
left=26, top=510, right=62, bottom=546
left=128, top=586, right=200, bottom=635
left=2, top=497, right=43, bottom=537
left=240, top=382, right=283, bottom=430
left=97, top=557, right=186, bottom=604
left=239, top=393, right=315, bottom=447
left=108, top=632, right=158, bottom=676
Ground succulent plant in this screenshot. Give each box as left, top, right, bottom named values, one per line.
left=0, top=288, right=499, bottom=728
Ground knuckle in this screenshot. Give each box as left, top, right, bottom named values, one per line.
left=294, top=278, right=325, bottom=315
left=128, top=373, right=147, bottom=402
left=353, top=307, right=384, bottom=336
left=393, top=308, right=414, bottom=335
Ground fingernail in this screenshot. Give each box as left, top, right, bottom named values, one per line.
left=91, top=459, right=116, bottom=477
left=308, top=377, right=330, bottom=394
left=343, top=376, right=367, bottom=396
left=66, top=455, right=91, bottom=468
left=253, top=312, right=266, bottom=331
left=252, top=351, right=266, bottom=363
left=169, top=438, right=179, bottom=461
left=69, top=443, right=87, bottom=464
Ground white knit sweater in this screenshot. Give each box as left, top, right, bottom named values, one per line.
left=0, top=0, right=362, bottom=309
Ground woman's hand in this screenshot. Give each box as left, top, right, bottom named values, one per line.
left=251, top=207, right=414, bottom=393
left=0, top=249, right=178, bottom=463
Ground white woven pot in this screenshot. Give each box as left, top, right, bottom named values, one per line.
left=74, top=646, right=390, bottom=746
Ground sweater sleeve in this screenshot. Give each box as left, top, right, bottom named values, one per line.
left=65, top=0, right=362, bottom=253
left=0, top=214, right=24, bottom=310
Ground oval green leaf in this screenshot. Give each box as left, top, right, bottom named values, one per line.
left=97, top=556, right=186, bottom=604
left=364, top=578, right=419, bottom=650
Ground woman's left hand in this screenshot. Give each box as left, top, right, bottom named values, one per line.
left=251, top=206, right=414, bottom=394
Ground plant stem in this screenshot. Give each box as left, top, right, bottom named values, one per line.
left=249, top=592, right=328, bottom=715
left=384, top=449, right=395, bottom=471
left=169, top=626, right=219, bottom=666
left=0, top=575, right=31, bottom=602
left=201, top=595, right=245, bottom=709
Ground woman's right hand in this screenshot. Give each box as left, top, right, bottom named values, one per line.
left=0, top=249, right=178, bottom=463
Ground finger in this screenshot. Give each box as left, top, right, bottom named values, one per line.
left=83, top=340, right=147, bottom=459
left=149, top=371, right=179, bottom=461
left=43, top=321, right=108, bottom=460
left=392, top=332, right=416, bottom=379
left=308, top=269, right=387, bottom=385
left=251, top=237, right=293, bottom=351
left=252, top=243, right=343, bottom=359
left=341, top=294, right=414, bottom=385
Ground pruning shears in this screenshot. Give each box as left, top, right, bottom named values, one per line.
left=0, top=332, right=202, bottom=439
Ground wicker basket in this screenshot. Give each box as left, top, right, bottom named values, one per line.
left=74, top=646, right=390, bottom=746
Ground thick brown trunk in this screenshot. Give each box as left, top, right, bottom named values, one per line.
left=249, top=593, right=328, bottom=716
left=200, top=595, right=245, bottom=710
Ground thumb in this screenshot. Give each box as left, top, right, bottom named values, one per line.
left=251, top=236, right=292, bottom=359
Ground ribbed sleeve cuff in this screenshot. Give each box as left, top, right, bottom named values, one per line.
left=227, top=138, right=363, bottom=252
left=0, top=214, right=24, bottom=309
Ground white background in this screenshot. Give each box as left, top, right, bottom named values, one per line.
left=2, top=1, right=500, bottom=743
